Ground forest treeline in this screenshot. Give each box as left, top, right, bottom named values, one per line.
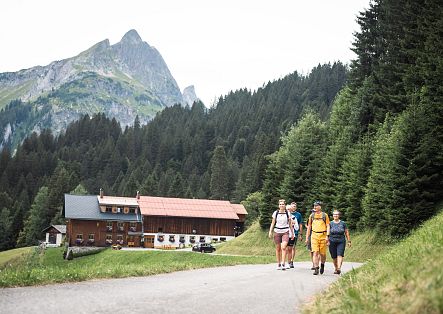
left=0, top=62, right=347, bottom=250
left=258, top=0, right=442, bottom=237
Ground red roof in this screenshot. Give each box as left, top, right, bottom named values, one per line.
left=231, top=204, right=248, bottom=215
left=138, top=196, right=243, bottom=220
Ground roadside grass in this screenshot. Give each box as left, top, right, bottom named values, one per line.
left=303, top=209, right=443, bottom=314
left=0, top=247, right=274, bottom=287
left=216, top=221, right=393, bottom=263
left=0, top=247, right=33, bottom=268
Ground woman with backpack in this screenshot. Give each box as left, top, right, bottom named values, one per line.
left=268, top=199, right=294, bottom=270
left=328, top=210, right=351, bottom=274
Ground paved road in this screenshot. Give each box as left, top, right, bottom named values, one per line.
left=0, top=262, right=361, bottom=314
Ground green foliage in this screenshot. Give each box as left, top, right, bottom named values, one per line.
left=241, top=192, right=264, bottom=228
left=210, top=146, right=231, bottom=200
left=16, top=186, right=50, bottom=247
left=0, top=207, right=13, bottom=251
left=303, top=206, right=443, bottom=314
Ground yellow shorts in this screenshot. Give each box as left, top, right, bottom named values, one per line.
left=311, top=232, right=327, bottom=255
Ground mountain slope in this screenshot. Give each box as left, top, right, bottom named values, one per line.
left=0, top=29, right=185, bottom=149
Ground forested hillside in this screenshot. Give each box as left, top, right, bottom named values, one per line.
left=0, top=63, right=347, bottom=250
left=259, top=0, right=443, bottom=237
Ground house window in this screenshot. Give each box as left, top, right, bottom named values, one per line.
left=220, top=237, right=226, bottom=242
left=212, top=238, right=218, bottom=243
left=158, top=235, right=164, bottom=242
left=129, top=222, right=137, bottom=232
left=129, top=207, right=136, bottom=214
left=179, top=235, right=185, bottom=243
left=88, top=234, right=95, bottom=243
left=76, top=234, right=83, bottom=245
left=106, top=221, right=113, bottom=231
left=105, top=234, right=113, bottom=245
left=106, top=206, right=112, bottom=213
left=169, top=235, right=175, bottom=242
left=117, top=222, right=124, bottom=232
left=117, top=234, right=123, bottom=244
left=189, top=236, right=195, bottom=243
left=199, top=236, right=205, bottom=243
left=117, top=206, right=123, bottom=213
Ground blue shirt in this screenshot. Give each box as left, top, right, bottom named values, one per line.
left=329, top=220, right=347, bottom=242
left=291, top=211, right=303, bottom=236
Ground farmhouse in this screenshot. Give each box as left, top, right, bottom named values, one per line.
left=64, top=190, right=247, bottom=248
left=42, top=224, right=66, bottom=247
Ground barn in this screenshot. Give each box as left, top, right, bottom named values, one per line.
left=64, top=191, right=247, bottom=248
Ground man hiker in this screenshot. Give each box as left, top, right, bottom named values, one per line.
left=287, top=202, right=303, bottom=268
left=305, top=201, right=330, bottom=275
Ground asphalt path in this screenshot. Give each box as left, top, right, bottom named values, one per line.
left=0, top=262, right=362, bottom=314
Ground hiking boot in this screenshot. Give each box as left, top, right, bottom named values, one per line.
left=337, top=269, right=341, bottom=275
left=320, top=263, right=325, bottom=274
left=289, top=261, right=294, bottom=268
left=334, top=270, right=339, bottom=274
left=313, top=267, right=319, bottom=275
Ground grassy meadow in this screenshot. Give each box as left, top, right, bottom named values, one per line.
left=303, top=208, right=443, bottom=314
left=216, top=221, right=394, bottom=263
left=0, top=247, right=273, bottom=288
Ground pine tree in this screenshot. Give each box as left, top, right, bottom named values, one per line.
left=0, top=207, right=13, bottom=251
left=209, top=146, right=230, bottom=200
left=16, top=186, right=50, bottom=247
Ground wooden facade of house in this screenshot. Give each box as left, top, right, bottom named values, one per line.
left=65, top=192, right=247, bottom=249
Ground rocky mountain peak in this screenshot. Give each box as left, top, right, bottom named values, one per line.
left=120, top=29, right=144, bottom=45
left=182, top=85, right=200, bottom=106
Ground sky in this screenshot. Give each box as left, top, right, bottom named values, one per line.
left=0, top=0, right=369, bottom=106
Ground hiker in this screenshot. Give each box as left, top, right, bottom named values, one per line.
left=306, top=208, right=315, bottom=270
left=329, top=210, right=351, bottom=275
left=305, top=201, right=330, bottom=275
left=268, top=199, right=294, bottom=270
left=287, top=202, right=303, bottom=268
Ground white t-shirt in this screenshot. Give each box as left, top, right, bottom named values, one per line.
left=272, top=210, right=290, bottom=234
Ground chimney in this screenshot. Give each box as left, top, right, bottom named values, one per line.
left=136, top=191, right=140, bottom=200
left=100, top=188, right=104, bottom=199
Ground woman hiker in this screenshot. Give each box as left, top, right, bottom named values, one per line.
left=328, top=210, right=351, bottom=274
left=268, top=199, right=294, bottom=270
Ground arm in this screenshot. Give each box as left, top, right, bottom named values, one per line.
left=268, top=216, right=276, bottom=238
left=305, top=218, right=311, bottom=244
left=289, top=217, right=294, bottom=239
left=298, top=222, right=303, bottom=240
left=326, top=223, right=331, bottom=245
left=345, top=228, right=351, bottom=247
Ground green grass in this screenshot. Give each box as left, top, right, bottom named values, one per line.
left=0, top=247, right=33, bottom=268
left=216, top=221, right=393, bottom=263
left=303, top=209, right=443, bottom=314
left=0, top=247, right=273, bottom=287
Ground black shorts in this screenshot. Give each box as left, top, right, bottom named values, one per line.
left=288, top=236, right=298, bottom=247
left=329, top=240, right=346, bottom=258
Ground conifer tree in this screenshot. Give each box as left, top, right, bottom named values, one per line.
left=210, top=146, right=230, bottom=200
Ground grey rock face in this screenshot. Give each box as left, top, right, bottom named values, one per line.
left=0, top=29, right=183, bottom=108
left=182, top=85, right=200, bottom=106
left=0, top=29, right=187, bottom=149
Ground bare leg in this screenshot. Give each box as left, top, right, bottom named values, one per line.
left=337, top=255, right=343, bottom=270
left=333, top=258, right=338, bottom=271
left=320, top=253, right=326, bottom=264
left=281, top=242, right=288, bottom=266
left=287, top=246, right=293, bottom=263
left=275, top=245, right=281, bottom=264
left=313, top=251, right=320, bottom=267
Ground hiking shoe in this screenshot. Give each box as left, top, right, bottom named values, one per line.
left=277, top=264, right=282, bottom=270
left=311, top=266, right=316, bottom=270
left=281, top=264, right=286, bottom=270
left=289, top=261, right=294, bottom=268
left=337, top=269, right=341, bottom=275
left=313, top=267, right=319, bottom=275
left=320, top=263, right=325, bottom=274
left=334, top=270, right=339, bottom=274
